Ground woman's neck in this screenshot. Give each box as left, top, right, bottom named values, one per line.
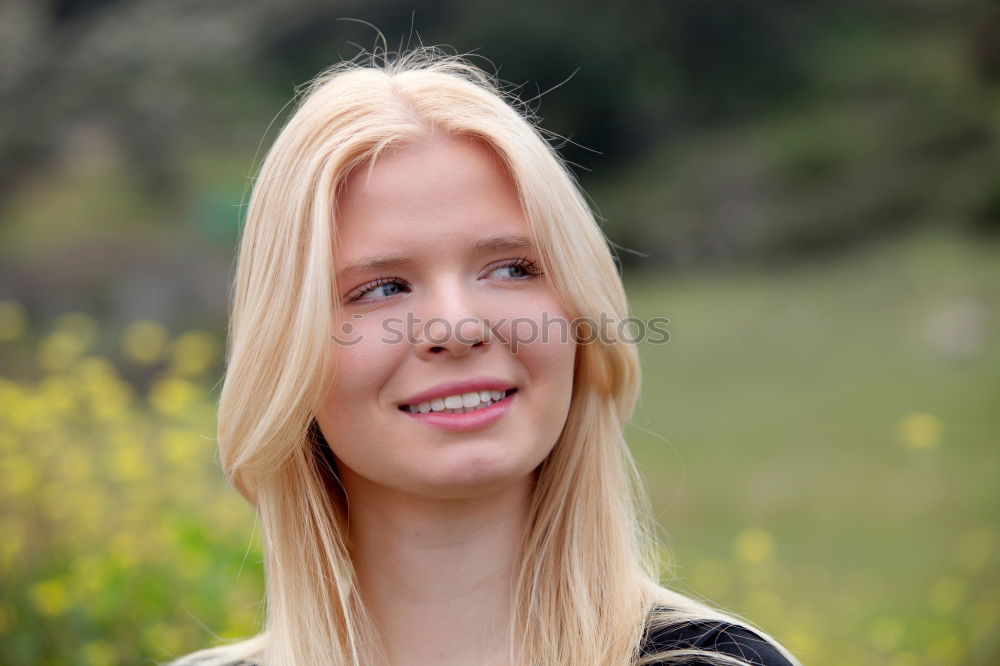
left=343, top=470, right=536, bottom=666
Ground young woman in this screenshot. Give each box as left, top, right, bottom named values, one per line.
left=168, top=49, right=800, bottom=666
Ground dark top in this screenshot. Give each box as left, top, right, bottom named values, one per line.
left=170, top=615, right=795, bottom=665
left=639, top=618, right=795, bottom=665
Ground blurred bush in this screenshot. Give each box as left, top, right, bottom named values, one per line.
left=2, top=1, right=999, bottom=331
left=0, top=312, right=261, bottom=665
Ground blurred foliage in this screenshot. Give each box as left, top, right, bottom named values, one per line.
left=2, top=1, right=999, bottom=326
left=1, top=228, right=997, bottom=664
left=0, top=312, right=260, bottom=665
left=1, top=1, right=999, bottom=664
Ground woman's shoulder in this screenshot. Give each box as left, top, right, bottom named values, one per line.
left=640, top=606, right=797, bottom=666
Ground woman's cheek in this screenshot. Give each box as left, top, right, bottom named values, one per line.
left=495, top=298, right=573, bottom=352
left=328, top=317, right=394, bottom=388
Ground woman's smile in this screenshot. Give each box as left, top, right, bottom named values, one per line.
left=399, top=388, right=514, bottom=414
left=396, top=375, right=520, bottom=432
left=399, top=388, right=518, bottom=432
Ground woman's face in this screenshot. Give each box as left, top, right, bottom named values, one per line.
left=315, top=135, right=577, bottom=501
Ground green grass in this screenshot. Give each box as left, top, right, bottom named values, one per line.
left=625, top=227, right=1000, bottom=664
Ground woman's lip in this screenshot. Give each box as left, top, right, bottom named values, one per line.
left=400, top=390, right=516, bottom=432
left=398, top=376, right=516, bottom=408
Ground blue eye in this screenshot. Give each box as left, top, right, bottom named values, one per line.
left=488, top=257, right=544, bottom=280
left=345, top=258, right=543, bottom=304
left=349, top=277, right=408, bottom=303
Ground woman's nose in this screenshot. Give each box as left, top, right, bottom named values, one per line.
left=413, top=283, right=489, bottom=358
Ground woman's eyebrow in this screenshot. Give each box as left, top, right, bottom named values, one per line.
left=337, top=254, right=412, bottom=281
left=473, top=234, right=535, bottom=253
left=336, top=234, right=535, bottom=281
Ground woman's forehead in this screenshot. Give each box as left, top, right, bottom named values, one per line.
left=338, top=135, right=511, bottom=206
left=333, top=136, right=529, bottom=252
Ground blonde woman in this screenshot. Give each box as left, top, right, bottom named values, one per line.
left=168, top=49, right=800, bottom=666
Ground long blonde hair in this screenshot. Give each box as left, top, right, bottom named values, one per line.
left=188, top=48, right=800, bottom=666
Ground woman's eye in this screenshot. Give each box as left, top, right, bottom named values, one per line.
left=349, top=278, right=408, bottom=303
left=487, top=258, right=544, bottom=280
left=347, top=259, right=542, bottom=303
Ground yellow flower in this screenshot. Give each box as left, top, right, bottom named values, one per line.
left=109, top=433, right=151, bottom=483
left=0, top=453, right=39, bottom=497
left=81, top=640, right=116, bottom=666
left=38, top=331, right=87, bottom=372
left=38, top=312, right=98, bottom=371
left=169, top=330, right=219, bottom=376
left=0, top=432, right=14, bottom=453
left=734, top=527, right=775, bottom=563
left=73, top=356, right=118, bottom=383
left=29, top=579, right=70, bottom=616
left=89, top=382, right=134, bottom=422
left=895, top=412, right=943, bottom=450
left=0, top=379, right=50, bottom=432
left=71, top=554, right=107, bottom=595
left=149, top=377, right=202, bottom=416
left=929, top=574, right=965, bottom=615
left=161, top=427, right=209, bottom=467
left=74, top=489, right=109, bottom=534
left=38, top=375, right=78, bottom=416
left=57, top=446, right=93, bottom=483
left=122, top=320, right=169, bottom=364
left=927, top=631, right=964, bottom=663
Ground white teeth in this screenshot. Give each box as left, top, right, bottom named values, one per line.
left=404, top=389, right=511, bottom=414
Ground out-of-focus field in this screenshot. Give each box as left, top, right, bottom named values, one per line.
left=0, top=228, right=997, bottom=665
left=628, top=227, right=1000, bottom=665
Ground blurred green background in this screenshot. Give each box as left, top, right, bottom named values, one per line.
left=1, top=1, right=998, bottom=664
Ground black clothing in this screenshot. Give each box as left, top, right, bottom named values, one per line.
left=639, top=618, right=795, bottom=665
left=170, top=616, right=795, bottom=665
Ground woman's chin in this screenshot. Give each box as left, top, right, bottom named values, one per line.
left=411, top=454, right=538, bottom=500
